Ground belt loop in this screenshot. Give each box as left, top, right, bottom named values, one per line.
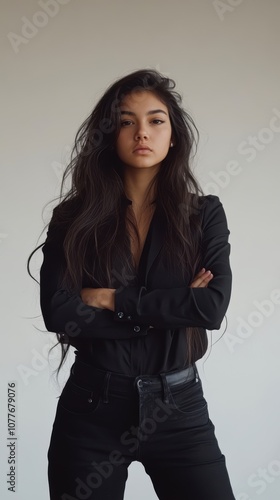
left=102, top=372, right=111, bottom=403
left=159, top=373, right=170, bottom=404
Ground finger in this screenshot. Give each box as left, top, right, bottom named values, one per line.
left=191, top=270, right=211, bottom=285
left=190, top=268, right=206, bottom=286
left=199, top=274, right=213, bottom=288
left=194, top=268, right=205, bottom=280
left=190, top=271, right=213, bottom=288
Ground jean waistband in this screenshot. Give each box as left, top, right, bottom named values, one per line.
left=70, top=357, right=197, bottom=397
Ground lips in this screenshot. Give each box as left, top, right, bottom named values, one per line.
left=133, top=146, right=152, bottom=152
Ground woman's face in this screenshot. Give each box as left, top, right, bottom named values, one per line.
left=116, top=90, right=173, bottom=171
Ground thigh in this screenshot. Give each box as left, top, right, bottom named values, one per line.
left=145, top=458, right=235, bottom=500
left=48, top=460, right=129, bottom=500
left=47, top=376, right=136, bottom=500
left=141, top=378, right=235, bottom=499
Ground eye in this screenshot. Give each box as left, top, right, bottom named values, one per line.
left=120, top=119, right=165, bottom=127
left=120, top=120, right=133, bottom=127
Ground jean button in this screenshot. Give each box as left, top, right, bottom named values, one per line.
left=133, top=325, right=140, bottom=332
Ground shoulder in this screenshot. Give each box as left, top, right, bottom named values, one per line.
left=46, top=196, right=82, bottom=242
left=198, top=194, right=224, bottom=212
left=197, top=194, right=229, bottom=228
left=198, top=194, right=222, bottom=207
left=51, top=196, right=82, bottom=220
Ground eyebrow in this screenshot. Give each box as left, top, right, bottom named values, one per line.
left=120, top=109, right=168, bottom=116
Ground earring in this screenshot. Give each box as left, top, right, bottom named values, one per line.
left=170, top=142, right=174, bottom=147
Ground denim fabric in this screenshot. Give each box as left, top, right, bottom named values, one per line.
left=47, top=361, right=235, bottom=500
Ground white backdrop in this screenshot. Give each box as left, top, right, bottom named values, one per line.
left=1, top=0, right=280, bottom=498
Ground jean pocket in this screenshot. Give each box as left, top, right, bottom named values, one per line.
left=167, top=378, right=209, bottom=425
left=58, top=377, right=102, bottom=416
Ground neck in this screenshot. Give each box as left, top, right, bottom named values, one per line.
left=122, top=165, right=158, bottom=210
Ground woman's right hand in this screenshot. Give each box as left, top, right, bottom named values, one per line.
left=190, top=268, right=213, bottom=288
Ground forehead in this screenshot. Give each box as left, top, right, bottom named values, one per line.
left=119, top=90, right=167, bottom=110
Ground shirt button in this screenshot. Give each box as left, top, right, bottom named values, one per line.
left=117, top=311, right=124, bottom=318
left=133, top=325, right=140, bottom=333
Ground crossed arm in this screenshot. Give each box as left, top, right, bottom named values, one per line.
left=40, top=195, right=232, bottom=336
left=80, top=268, right=214, bottom=311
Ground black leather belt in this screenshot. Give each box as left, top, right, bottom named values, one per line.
left=160, top=365, right=196, bottom=387
left=71, top=357, right=197, bottom=395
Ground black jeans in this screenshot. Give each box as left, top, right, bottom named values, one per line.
left=48, top=358, right=235, bottom=500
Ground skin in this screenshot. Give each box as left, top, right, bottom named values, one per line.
left=80, top=90, right=213, bottom=310
left=116, top=90, right=173, bottom=211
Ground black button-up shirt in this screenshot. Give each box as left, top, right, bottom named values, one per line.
left=40, top=194, right=232, bottom=376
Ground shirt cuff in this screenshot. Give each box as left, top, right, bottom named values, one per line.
left=113, top=285, right=149, bottom=335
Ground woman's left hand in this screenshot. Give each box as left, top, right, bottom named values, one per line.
left=80, top=288, right=116, bottom=311
left=190, top=268, right=213, bottom=288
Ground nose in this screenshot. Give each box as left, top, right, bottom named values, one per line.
left=134, top=123, right=149, bottom=141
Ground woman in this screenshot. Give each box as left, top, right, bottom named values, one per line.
left=29, top=69, right=235, bottom=499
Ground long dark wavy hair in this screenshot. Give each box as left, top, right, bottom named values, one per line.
left=28, top=68, right=210, bottom=376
